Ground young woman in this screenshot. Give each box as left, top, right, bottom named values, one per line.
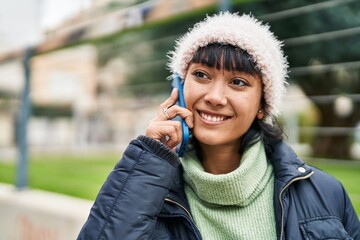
left=78, top=12, right=360, bottom=239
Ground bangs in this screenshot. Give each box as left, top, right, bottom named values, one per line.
left=191, top=43, right=261, bottom=76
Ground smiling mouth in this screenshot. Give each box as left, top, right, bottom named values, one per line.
left=198, top=111, right=230, bottom=123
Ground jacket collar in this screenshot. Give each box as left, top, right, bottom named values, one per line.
left=267, top=141, right=314, bottom=239
left=267, top=141, right=313, bottom=184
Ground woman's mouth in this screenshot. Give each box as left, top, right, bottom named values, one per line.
left=198, top=111, right=230, bottom=123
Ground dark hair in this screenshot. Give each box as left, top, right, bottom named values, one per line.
left=191, top=43, right=262, bottom=76
left=190, top=43, right=284, bottom=155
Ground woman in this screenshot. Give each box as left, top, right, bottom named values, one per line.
left=78, top=12, right=360, bottom=239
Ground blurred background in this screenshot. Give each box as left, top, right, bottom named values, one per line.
left=0, top=0, right=359, bottom=239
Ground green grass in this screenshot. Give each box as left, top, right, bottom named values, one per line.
left=1, top=154, right=359, bottom=217
left=0, top=153, right=120, bottom=200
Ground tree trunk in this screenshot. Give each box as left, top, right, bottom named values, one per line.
left=296, top=71, right=360, bottom=160
left=311, top=98, right=358, bottom=160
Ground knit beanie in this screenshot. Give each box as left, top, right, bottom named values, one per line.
left=167, top=12, right=288, bottom=121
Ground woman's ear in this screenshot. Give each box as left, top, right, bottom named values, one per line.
left=256, top=109, right=264, bottom=120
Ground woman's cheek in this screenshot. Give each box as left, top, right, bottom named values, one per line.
left=183, top=82, right=192, bottom=109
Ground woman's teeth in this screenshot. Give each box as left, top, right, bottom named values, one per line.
left=200, top=112, right=226, bottom=122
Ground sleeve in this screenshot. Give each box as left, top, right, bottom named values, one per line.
left=77, top=135, right=180, bottom=240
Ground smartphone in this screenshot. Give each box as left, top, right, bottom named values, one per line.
left=171, top=74, right=190, bottom=157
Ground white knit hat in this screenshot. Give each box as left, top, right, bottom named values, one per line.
left=167, top=12, right=288, bottom=121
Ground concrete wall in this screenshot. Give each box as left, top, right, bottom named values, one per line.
left=0, top=184, right=93, bottom=240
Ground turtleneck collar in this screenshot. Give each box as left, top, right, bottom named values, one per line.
left=181, top=141, right=273, bottom=206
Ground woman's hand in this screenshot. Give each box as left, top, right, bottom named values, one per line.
left=145, top=88, right=193, bottom=150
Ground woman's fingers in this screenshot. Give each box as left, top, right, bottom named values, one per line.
left=157, top=88, right=193, bottom=125
left=158, top=88, right=178, bottom=116
left=145, top=87, right=194, bottom=150
left=145, top=121, right=182, bottom=149
left=155, top=88, right=193, bottom=128
left=156, top=105, right=193, bottom=128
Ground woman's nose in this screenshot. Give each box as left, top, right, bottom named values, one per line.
left=203, top=82, right=227, bottom=107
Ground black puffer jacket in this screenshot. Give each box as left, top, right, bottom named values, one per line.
left=78, top=136, right=360, bottom=240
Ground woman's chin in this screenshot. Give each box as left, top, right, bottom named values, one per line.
left=194, top=132, right=227, bottom=146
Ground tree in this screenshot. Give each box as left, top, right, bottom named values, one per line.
left=256, top=0, right=360, bottom=159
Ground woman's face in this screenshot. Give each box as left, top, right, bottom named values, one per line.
left=184, top=63, right=264, bottom=148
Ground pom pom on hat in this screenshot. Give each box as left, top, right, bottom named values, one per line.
left=167, top=12, right=288, bottom=122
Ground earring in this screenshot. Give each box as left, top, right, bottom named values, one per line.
left=257, top=109, right=264, bottom=120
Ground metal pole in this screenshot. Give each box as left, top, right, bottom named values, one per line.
left=16, top=48, right=34, bottom=190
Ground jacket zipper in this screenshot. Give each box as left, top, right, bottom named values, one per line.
left=164, top=197, right=194, bottom=221
left=279, top=170, right=314, bottom=240
left=164, top=198, right=202, bottom=239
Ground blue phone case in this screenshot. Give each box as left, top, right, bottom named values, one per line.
left=171, top=74, right=190, bottom=157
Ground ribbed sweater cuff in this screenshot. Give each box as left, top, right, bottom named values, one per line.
left=137, top=135, right=180, bottom=167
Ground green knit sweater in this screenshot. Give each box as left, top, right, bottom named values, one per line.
left=181, top=141, right=276, bottom=239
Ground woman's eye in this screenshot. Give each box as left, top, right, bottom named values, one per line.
left=231, top=78, right=247, bottom=87
left=193, top=71, right=209, bottom=79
